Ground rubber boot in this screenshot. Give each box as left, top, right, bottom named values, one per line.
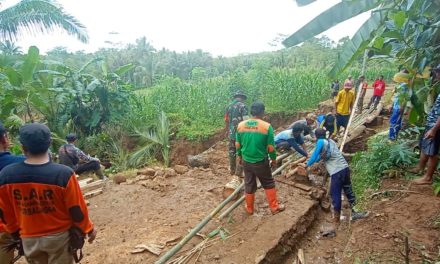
left=244, top=193, right=255, bottom=215
left=264, top=188, right=285, bottom=215
left=229, top=156, right=236, bottom=175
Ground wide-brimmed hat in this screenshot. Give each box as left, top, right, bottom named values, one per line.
left=393, top=72, right=411, bottom=83
left=233, top=91, right=247, bottom=99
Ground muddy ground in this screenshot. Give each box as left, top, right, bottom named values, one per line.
left=78, top=88, right=440, bottom=264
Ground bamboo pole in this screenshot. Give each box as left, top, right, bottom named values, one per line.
left=339, top=82, right=363, bottom=152
left=155, top=182, right=244, bottom=264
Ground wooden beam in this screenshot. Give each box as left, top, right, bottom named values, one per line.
left=83, top=188, right=103, bottom=199
left=79, top=178, right=94, bottom=187
left=80, top=180, right=104, bottom=193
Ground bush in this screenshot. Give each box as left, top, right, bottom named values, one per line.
left=351, top=133, right=418, bottom=200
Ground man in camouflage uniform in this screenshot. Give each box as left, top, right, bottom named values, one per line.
left=225, top=91, right=249, bottom=175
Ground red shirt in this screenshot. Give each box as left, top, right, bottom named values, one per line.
left=373, top=80, right=386, bottom=96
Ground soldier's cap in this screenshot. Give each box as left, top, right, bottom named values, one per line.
left=66, top=133, right=77, bottom=142
left=19, top=123, right=51, bottom=154
left=233, top=91, right=247, bottom=99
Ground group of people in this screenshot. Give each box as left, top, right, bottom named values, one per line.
left=225, top=91, right=368, bottom=230
left=0, top=123, right=107, bottom=263
left=224, top=65, right=440, bottom=234
left=331, top=75, right=386, bottom=130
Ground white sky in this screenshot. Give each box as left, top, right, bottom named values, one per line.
left=5, top=0, right=370, bottom=57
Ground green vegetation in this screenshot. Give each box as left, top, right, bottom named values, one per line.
left=0, top=1, right=403, bottom=170
left=287, top=0, right=440, bottom=123
left=351, top=129, right=420, bottom=201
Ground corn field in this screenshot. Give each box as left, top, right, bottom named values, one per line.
left=132, top=68, right=332, bottom=139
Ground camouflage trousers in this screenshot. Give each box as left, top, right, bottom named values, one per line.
left=228, top=139, right=243, bottom=176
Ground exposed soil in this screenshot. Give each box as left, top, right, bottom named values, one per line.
left=76, top=88, right=440, bottom=264
left=292, top=178, right=440, bottom=264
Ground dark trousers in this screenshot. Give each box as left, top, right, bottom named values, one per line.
left=75, top=160, right=100, bottom=175
left=367, top=95, right=381, bottom=109
left=330, top=167, right=356, bottom=213
left=336, top=114, right=350, bottom=130
left=243, top=159, right=275, bottom=193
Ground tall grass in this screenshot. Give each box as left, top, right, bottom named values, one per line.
left=130, top=67, right=330, bottom=140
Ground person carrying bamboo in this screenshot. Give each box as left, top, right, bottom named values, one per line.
left=299, top=128, right=368, bottom=231
left=224, top=91, right=249, bottom=176
left=335, top=77, right=355, bottom=133
left=236, top=102, right=285, bottom=215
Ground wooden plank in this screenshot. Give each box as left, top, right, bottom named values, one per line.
left=83, top=188, right=103, bottom=199
left=80, top=180, right=104, bottom=193
left=79, top=178, right=94, bottom=187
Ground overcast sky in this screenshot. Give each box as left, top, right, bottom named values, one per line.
left=5, top=0, right=370, bottom=57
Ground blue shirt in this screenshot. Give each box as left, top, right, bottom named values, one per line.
left=0, top=152, right=25, bottom=171
left=307, top=139, right=348, bottom=175
left=274, top=129, right=307, bottom=156
left=427, top=94, right=440, bottom=129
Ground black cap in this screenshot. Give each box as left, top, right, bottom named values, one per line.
left=66, top=133, right=77, bottom=142
left=233, top=91, right=247, bottom=100
left=19, top=123, right=51, bottom=154
left=315, top=128, right=327, bottom=139
left=250, top=101, right=265, bottom=116
left=325, top=114, right=335, bottom=123
left=291, top=123, right=304, bottom=134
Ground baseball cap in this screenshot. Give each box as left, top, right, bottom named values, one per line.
left=19, top=123, right=51, bottom=154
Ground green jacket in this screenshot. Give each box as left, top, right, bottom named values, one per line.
left=236, top=118, right=276, bottom=163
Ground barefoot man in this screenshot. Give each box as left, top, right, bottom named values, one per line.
left=413, top=65, right=440, bottom=185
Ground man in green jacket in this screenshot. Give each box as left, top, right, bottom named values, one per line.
left=236, top=102, right=285, bottom=215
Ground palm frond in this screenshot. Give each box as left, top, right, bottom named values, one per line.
left=0, top=0, right=88, bottom=43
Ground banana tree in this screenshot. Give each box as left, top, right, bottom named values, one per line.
left=284, top=0, right=440, bottom=77
left=285, top=0, right=440, bottom=123
left=37, top=58, right=135, bottom=136
left=0, top=46, right=42, bottom=121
